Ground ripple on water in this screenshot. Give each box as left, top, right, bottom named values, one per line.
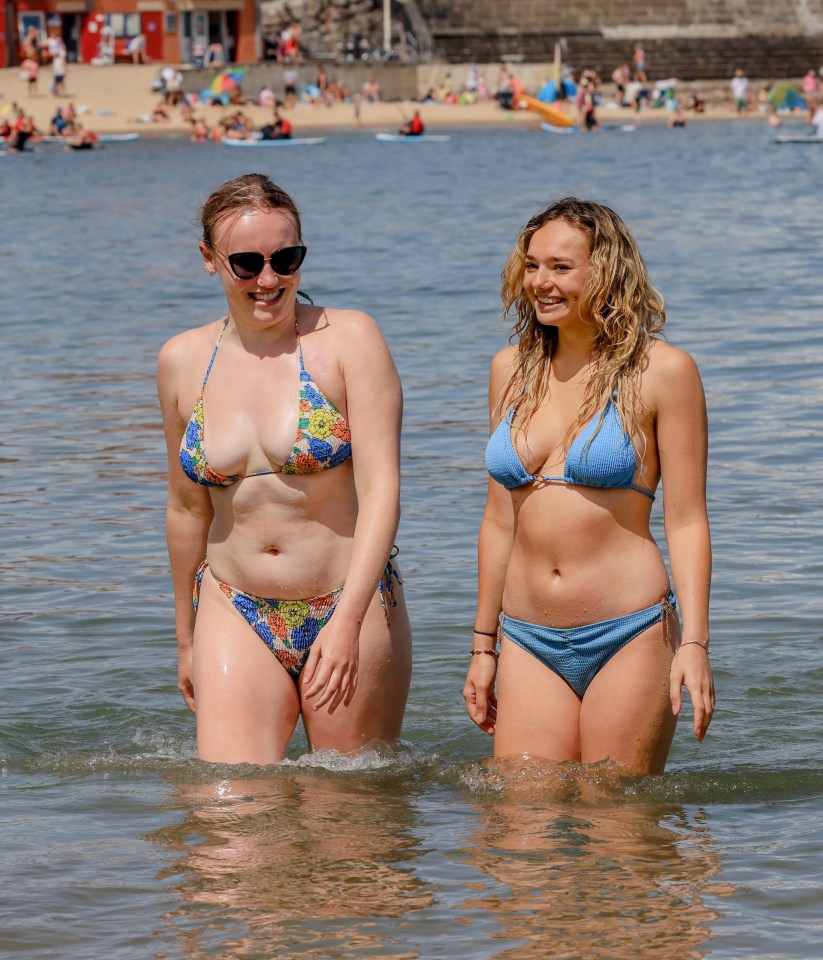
left=1, top=123, right=822, bottom=959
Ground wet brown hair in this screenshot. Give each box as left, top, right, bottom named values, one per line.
left=199, top=173, right=302, bottom=248
left=497, top=197, right=666, bottom=451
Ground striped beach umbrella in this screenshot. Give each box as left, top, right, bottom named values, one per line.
left=209, top=67, right=247, bottom=94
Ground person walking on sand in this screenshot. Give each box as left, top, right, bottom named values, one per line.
left=283, top=65, right=299, bottom=109
left=577, top=78, right=600, bottom=131
left=23, top=26, right=41, bottom=62
left=21, top=57, right=39, bottom=96
left=611, top=63, right=631, bottom=107
left=801, top=69, right=820, bottom=122
left=49, top=37, right=67, bottom=97
left=632, top=43, right=648, bottom=83
left=731, top=69, right=749, bottom=114
left=158, top=174, right=412, bottom=765
left=463, top=198, right=714, bottom=775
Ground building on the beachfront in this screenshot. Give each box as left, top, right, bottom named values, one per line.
left=2, top=0, right=259, bottom=67
left=4, top=0, right=823, bottom=75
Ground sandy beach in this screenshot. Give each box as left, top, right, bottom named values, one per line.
left=1, top=62, right=777, bottom=139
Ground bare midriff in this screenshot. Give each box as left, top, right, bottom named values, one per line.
left=205, top=461, right=358, bottom=599
left=502, top=482, right=670, bottom=627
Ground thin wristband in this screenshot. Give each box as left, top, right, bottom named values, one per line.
left=473, top=628, right=498, bottom=638
left=470, top=648, right=500, bottom=659
left=675, top=640, right=710, bottom=656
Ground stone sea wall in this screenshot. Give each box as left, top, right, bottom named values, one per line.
left=418, top=0, right=823, bottom=78
left=262, top=0, right=823, bottom=79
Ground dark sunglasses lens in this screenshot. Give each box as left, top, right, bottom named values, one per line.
left=271, top=246, right=307, bottom=275
left=228, top=253, right=264, bottom=279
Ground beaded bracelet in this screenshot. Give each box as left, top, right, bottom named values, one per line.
left=470, top=649, right=500, bottom=659
left=473, top=628, right=498, bottom=638
left=675, top=640, right=710, bottom=657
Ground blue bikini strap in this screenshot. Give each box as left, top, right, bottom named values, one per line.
left=294, top=317, right=306, bottom=371
left=200, top=318, right=229, bottom=394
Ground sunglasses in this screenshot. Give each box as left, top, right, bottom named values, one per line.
left=215, top=244, right=307, bottom=280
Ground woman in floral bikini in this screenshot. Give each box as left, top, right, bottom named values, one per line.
left=158, top=174, right=411, bottom=764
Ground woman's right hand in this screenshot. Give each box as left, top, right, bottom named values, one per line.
left=302, top=615, right=360, bottom=714
left=177, top=644, right=196, bottom=712
left=463, top=656, right=498, bottom=735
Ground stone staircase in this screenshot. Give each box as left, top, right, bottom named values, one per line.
left=270, top=0, right=823, bottom=77
left=412, top=0, right=823, bottom=78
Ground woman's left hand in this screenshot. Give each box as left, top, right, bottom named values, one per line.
left=670, top=646, right=715, bottom=742
left=301, top=618, right=360, bottom=713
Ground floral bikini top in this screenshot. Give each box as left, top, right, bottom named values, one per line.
left=180, top=319, right=353, bottom=487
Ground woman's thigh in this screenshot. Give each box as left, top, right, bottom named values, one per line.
left=493, top=637, right=583, bottom=760
left=580, top=616, right=679, bottom=773
left=302, top=582, right=412, bottom=751
left=193, top=568, right=301, bottom=765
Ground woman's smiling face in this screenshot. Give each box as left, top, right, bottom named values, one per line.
left=522, top=219, right=593, bottom=332
left=202, top=207, right=303, bottom=328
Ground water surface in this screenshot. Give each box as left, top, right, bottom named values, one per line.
left=1, top=120, right=822, bottom=958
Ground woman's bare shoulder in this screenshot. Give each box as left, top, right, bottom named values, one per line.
left=310, top=306, right=392, bottom=369
left=317, top=305, right=382, bottom=340
left=491, top=344, right=517, bottom=370
left=645, top=339, right=701, bottom=378
left=489, top=343, right=518, bottom=383
left=158, top=319, right=224, bottom=373
left=643, top=339, right=704, bottom=404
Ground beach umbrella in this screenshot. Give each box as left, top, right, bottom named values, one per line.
left=209, top=67, right=247, bottom=94
left=767, top=81, right=806, bottom=111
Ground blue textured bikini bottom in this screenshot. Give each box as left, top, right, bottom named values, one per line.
left=501, top=592, right=676, bottom=697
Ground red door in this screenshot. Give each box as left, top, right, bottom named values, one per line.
left=142, top=12, right=163, bottom=61
left=0, top=6, right=7, bottom=67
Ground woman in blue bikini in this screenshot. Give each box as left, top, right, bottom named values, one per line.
left=158, top=174, right=411, bottom=764
left=464, top=198, right=714, bottom=773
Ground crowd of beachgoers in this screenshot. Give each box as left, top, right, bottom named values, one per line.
left=3, top=29, right=823, bottom=149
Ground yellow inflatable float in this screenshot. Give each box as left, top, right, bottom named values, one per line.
left=518, top=95, right=575, bottom=129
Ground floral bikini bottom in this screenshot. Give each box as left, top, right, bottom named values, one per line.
left=193, top=552, right=401, bottom=679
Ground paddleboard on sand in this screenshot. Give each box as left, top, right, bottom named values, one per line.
left=519, top=95, right=575, bottom=128
left=221, top=136, right=326, bottom=147
left=374, top=133, right=450, bottom=142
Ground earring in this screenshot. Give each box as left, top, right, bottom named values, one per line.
left=204, top=264, right=215, bottom=276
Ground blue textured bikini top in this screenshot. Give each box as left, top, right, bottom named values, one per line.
left=485, top=399, right=655, bottom=499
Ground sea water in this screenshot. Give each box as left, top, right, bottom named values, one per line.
left=1, top=120, right=822, bottom=959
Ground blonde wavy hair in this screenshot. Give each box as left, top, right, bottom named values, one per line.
left=496, top=197, right=666, bottom=453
